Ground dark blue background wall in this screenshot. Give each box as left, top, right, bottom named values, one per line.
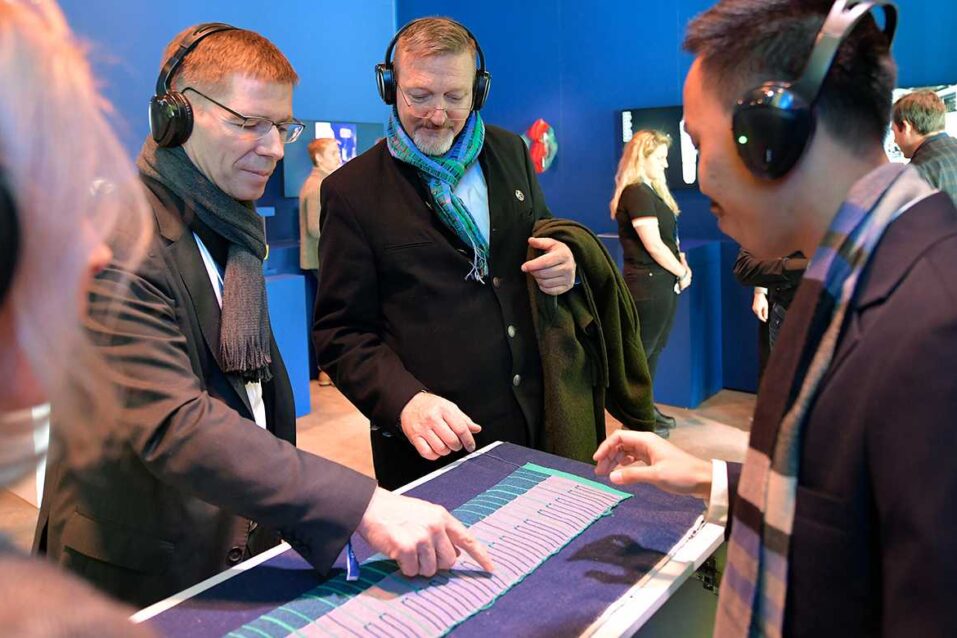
left=57, top=0, right=397, bottom=250
left=397, top=0, right=957, bottom=241
left=58, top=0, right=394, bottom=156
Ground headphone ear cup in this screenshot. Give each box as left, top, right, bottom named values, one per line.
left=375, top=63, right=396, bottom=106
left=0, top=178, right=19, bottom=305
left=149, top=91, right=194, bottom=148
left=732, top=97, right=813, bottom=180
left=472, top=70, right=491, bottom=111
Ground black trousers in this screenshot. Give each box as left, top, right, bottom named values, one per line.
left=624, top=265, right=678, bottom=379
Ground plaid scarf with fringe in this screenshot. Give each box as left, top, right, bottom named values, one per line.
left=715, top=164, right=936, bottom=638
left=386, top=111, right=488, bottom=281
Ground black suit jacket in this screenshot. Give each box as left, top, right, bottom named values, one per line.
left=35, top=176, right=376, bottom=608
left=314, top=125, right=548, bottom=488
left=727, top=192, right=957, bottom=636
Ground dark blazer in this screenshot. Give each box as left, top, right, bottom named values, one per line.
left=314, top=125, right=547, bottom=489
left=35, top=176, right=376, bottom=608
left=727, top=192, right=957, bottom=636
left=910, top=132, right=957, bottom=203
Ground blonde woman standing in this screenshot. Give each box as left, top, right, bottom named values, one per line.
left=610, top=130, right=689, bottom=430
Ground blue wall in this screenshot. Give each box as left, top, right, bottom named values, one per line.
left=396, top=0, right=957, bottom=241
left=59, top=0, right=395, bottom=156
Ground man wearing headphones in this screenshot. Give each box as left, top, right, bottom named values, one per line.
left=314, top=17, right=576, bottom=490
left=36, top=23, right=492, bottom=608
left=593, top=1, right=957, bottom=636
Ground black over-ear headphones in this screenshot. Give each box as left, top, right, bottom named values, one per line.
left=732, top=0, right=897, bottom=180
left=149, top=23, right=238, bottom=148
left=0, top=173, right=19, bottom=304
left=375, top=18, right=491, bottom=111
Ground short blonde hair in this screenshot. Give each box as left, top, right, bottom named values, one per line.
left=307, top=138, right=339, bottom=166
left=394, top=17, right=477, bottom=77
left=610, top=130, right=679, bottom=219
left=161, top=25, right=298, bottom=94
left=0, top=0, right=151, bottom=476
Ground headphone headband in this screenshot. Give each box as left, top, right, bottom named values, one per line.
left=150, top=23, right=239, bottom=148
left=375, top=17, right=491, bottom=111
left=0, top=173, right=19, bottom=304
left=790, top=0, right=897, bottom=104
left=732, top=0, right=897, bottom=180
left=382, top=18, right=487, bottom=76
left=155, top=23, right=238, bottom=95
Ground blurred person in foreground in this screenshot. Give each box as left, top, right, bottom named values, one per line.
left=0, top=1, right=155, bottom=634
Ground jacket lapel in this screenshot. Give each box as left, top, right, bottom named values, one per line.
left=143, top=177, right=254, bottom=417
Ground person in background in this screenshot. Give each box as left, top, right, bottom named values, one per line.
left=733, top=249, right=807, bottom=350
left=0, top=1, right=155, bottom=634
left=299, top=137, right=342, bottom=386
left=595, top=0, right=957, bottom=635
left=891, top=89, right=957, bottom=203
left=610, top=129, right=689, bottom=433
left=35, top=21, right=492, bottom=609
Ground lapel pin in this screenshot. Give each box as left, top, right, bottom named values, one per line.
left=515, top=189, right=525, bottom=202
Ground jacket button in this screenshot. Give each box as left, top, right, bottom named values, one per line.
left=492, top=276, right=502, bottom=288
left=512, top=374, right=521, bottom=387
left=507, top=325, right=516, bottom=338
left=227, top=547, right=244, bottom=564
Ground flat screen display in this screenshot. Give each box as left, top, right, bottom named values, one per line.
left=619, top=106, right=698, bottom=190
left=282, top=120, right=385, bottom=198
left=885, top=83, right=957, bottom=163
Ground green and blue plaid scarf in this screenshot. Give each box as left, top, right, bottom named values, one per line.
left=386, top=111, right=488, bottom=281
left=715, top=164, right=936, bottom=638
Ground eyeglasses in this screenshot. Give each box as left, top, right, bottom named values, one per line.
left=397, top=86, right=472, bottom=122
left=183, top=87, right=305, bottom=144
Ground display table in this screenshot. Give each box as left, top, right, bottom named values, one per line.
left=132, top=442, right=724, bottom=636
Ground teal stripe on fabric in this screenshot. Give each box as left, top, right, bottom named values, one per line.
left=222, top=463, right=625, bottom=637
left=522, top=462, right=633, bottom=498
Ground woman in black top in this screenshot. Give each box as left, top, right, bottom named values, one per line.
left=611, top=130, right=690, bottom=429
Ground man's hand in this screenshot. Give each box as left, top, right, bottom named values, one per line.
left=522, top=237, right=576, bottom=296
left=357, top=488, right=495, bottom=577
left=752, top=288, right=769, bottom=322
left=400, top=392, right=482, bottom=460
left=593, top=430, right=712, bottom=500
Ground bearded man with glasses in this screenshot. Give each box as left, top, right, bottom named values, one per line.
left=37, top=23, right=494, bottom=608
left=315, top=17, right=578, bottom=489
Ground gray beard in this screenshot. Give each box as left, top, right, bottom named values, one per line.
left=413, top=128, right=455, bottom=156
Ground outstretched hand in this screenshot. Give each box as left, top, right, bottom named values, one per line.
left=357, top=488, right=495, bottom=578
left=593, top=430, right=712, bottom=500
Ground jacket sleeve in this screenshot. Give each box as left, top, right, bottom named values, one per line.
left=732, top=248, right=790, bottom=287
left=725, top=461, right=742, bottom=540
left=313, top=181, right=428, bottom=429
left=863, top=240, right=957, bottom=634
left=86, top=257, right=376, bottom=575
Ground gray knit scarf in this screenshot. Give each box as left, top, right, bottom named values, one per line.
left=137, top=138, right=272, bottom=383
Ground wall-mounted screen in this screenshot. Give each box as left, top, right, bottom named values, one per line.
left=619, top=106, right=698, bottom=190
left=282, top=120, right=385, bottom=198
left=885, top=83, right=957, bottom=163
